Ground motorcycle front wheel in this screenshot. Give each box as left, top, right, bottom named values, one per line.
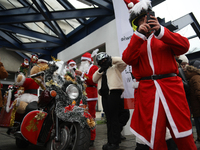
left=47, top=122, right=90, bottom=150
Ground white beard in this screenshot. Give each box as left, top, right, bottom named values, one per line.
left=79, top=61, right=90, bottom=73
left=24, top=61, right=29, bottom=66
left=68, top=65, right=77, bottom=70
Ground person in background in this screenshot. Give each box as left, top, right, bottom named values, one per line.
left=64, top=59, right=77, bottom=77
left=185, top=60, right=200, bottom=142
left=93, top=52, right=127, bottom=150
left=75, top=52, right=98, bottom=147
left=0, top=58, right=8, bottom=112
left=179, top=54, right=189, bottom=71
left=176, top=55, right=191, bottom=106
left=122, top=0, right=197, bottom=149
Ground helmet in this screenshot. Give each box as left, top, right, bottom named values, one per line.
left=96, top=52, right=110, bottom=66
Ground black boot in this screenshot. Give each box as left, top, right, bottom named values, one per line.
left=90, top=140, right=94, bottom=147
left=120, top=134, right=126, bottom=140
left=102, top=143, right=119, bottom=150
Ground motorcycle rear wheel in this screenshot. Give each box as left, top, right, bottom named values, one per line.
left=47, top=122, right=90, bottom=150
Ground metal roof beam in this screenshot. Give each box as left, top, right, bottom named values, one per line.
left=0, top=39, right=50, bottom=55
left=0, top=25, right=62, bottom=45
left=53, top=15, right=114, bottom=54
left=151, top=0, right=166, bottom=7
left=32, top=0, right=67, bottom=41
left=87, top=0, right=113, bottom=10
left=0, top=7, right=35, bottom=16
left=173, top=13, right=196, bottom=33
left=0, top=31, right=21, bottom=48
left=58, top=0, right=86, bottom=24
left=5, top=47, right=50, bottom=55
left=18, top=0, right=32, bottom=7
left=0, top=8, right=113, bottom=25
left=18, top=0, right=57, bottom=33
left=190, top=13, right=200, bottom=39
left=22, top=42, right=60, bottom=49
left=15, top=51, right=30, bottom=61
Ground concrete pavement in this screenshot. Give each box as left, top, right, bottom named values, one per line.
left=1, top=123, right=200, bottom=150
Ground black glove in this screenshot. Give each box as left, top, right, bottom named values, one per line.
left=99, top=65, right=109, bottom=73
left=98, top=56, right=112, bottom=73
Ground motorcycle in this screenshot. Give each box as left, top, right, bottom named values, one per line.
left=0, top=62, right=95, bottom=150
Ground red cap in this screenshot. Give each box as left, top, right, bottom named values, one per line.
left=81, top=52, right=92, bottom=62
left=67, top=60, right=76, bottom=66
left=124, top=0, right=139, bottom=10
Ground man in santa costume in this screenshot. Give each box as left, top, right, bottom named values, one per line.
left=75, top=52, right=98, bottom=146
left=63, top=59, right=77, bottom=77
left=19, top=58, right=29, bottom=77
left=122, top=0, right=197, bottom=149
left=15, top=59, right=48, bottom=113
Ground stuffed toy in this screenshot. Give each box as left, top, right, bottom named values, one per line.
left=15, top=59, right=48, bottom=114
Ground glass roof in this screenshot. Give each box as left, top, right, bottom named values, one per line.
left=0, top=0, right=113, bottom=59
left=0, top=0, right=199, bottom=60
left=0, top=0, right=96, bottom=39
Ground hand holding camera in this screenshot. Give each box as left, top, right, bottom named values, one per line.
left=147, top=11, right=161, bottom=32
left=147, top=11, right=155, bottom=28
left=137, top=11, right=160, bottom=36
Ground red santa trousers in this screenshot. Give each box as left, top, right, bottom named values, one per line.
left=87, top=100, right=97, bottom=141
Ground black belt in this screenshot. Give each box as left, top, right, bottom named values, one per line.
left=140, top=73, right=177, bottom=80
left=87, top=85, right=97, bottom=88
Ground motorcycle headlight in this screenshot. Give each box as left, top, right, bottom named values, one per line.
left=66, top=84, right=79, bottom=100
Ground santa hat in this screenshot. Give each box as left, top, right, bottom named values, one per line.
left=31, top=54, right=38, bottom=63
left=123, top=0, right=152, bottom=30
left=179, top=55, right=189, bottom=63
left=81, top=52, right=92, bottom=62
left=67, top=59, right=76, bottom=66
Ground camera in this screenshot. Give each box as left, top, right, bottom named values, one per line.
left=147, top=11, right=155, bottom=28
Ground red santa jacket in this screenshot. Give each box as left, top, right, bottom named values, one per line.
left=83, top=64, right=98, bottom=101
left=16, top=74, right=40, bottom=103
left=122, top=26, right=191, bottom=149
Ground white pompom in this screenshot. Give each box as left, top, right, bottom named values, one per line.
left=128, top=2, right=134, bottom=8
left=91, top=49, right=99, bottom=58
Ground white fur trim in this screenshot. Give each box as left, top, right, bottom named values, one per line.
left=68, top=61, right=76, bottom=65
left=128, top=2, right=134, bottom=8
left=38, top=59, right=48, bottom=63
left=81, top=57, right=91, bottom=62
left=155, top=26, right=164, bottom=39
left=19, top=93, right=38, bottom=103
left=16, top=73, right=26, bottom=86
left=130, top=0, right=151, bottom=15
left=135, top=30, right=147, bottom=41
left=6, top=89, right=12, bottom=113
